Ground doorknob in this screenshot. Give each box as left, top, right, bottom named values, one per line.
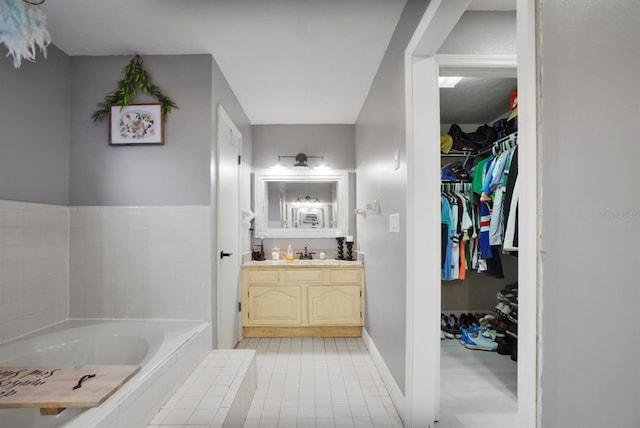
left=220, top=251, right=233, bottom=259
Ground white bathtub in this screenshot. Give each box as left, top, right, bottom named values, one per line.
left=0, top=319, right=211, bottom=428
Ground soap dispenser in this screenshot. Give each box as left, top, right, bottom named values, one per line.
left=286, top=244, right=294, bottom=261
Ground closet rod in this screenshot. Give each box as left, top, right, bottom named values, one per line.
left=473, top=131, right=518, bottom=158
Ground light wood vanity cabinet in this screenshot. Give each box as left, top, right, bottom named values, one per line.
left=242, top=263, right=364, bottom=337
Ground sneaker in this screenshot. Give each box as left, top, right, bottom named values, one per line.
left=458, top=324, right=481, bottom=345
left=478, top=314, right=496, bottom=328
left=496, top=336, right=515, bottom=355
left=460, top=329, right=498, bottom=351
left=447, top=314, right=462, bottom=339
left=498, top=282, right=518, bottom=297
left=481, top=327, right=505, bottom=341
left=500, top=303, right=512, bottom=316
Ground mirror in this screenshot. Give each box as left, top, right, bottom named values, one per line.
left=255, top=171, right=349, bottom=238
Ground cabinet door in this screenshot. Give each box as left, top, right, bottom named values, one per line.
left=247, top=287, right=302, bottom=325
left=308, top=286, right=362, bottom=325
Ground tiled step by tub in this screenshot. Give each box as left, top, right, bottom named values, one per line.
left=148, top=349, right=257, bottom=428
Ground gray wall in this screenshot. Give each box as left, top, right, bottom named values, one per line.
left=539, top=1, right=640, bottom=426
left=252, top=124, right=355, bottom=170
left=0, top=45, right=70, bottom=205
left=69, top=55, right=213, bottom=206
left=438, top=11, right=516, bottom=55
left=354, top=0, right=429, bottom=392
left=252, top=124, right=356, bottom=253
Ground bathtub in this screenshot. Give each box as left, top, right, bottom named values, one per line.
left=0, top=319, right=211, bottom=428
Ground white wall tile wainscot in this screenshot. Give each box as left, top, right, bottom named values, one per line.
left=69, top=206, right=211, bottom=320
left=0, top=200, right=69, bottom=343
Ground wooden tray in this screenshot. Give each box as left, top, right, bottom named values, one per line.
left=0, top=365, right=140, bottom=415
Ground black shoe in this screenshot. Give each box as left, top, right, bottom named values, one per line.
left=510, top=344, right=518, bottom=362
left=496, top=336, right=515, bottom=355
left=447, top=314, right=462, bottom=339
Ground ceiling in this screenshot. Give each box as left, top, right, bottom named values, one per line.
left=40, top=0, right=515, bottom=125
left=440, top=77, right=517, bottom=124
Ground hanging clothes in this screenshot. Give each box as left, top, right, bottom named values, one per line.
left=441, top=182, right=476, bottom=281
left=440, top=132, right=518, bottom=281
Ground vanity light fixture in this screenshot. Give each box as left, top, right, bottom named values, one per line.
left=272, top=153, right=329, bottom=169
left=295, top=195, right=321, bottom=203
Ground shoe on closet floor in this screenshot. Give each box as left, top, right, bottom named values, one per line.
left=481, top=327, right=505, bottom=341
left=492, top=318, right=515, bottom=335
left=460, top=329, right=498, bottom=352
left=440, top=314, right=449, bottom=338
left=460, top=312, right=478, bottom=329
left=441, top=314, right=461, bottom=339
left=478, top=314, right=496, bottom=328
left=496, top=336, right=516, bottom=355
left=448, top=314, right=463, bottom=338
left=496, top=302, right=512, bottom=316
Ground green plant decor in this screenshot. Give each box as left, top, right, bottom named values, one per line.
left=91, top=54, right=178, bottom=122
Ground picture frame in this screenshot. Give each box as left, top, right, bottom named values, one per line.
left=109, top=103, right=164, bottom=145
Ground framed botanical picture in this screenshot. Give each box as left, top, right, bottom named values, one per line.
left=110, top=103, right=164, bottom=145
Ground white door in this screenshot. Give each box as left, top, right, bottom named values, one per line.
left=217, top=105, right=242, bottom=349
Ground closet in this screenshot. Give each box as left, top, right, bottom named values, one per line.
left=438, top=72, right=519, bottom=425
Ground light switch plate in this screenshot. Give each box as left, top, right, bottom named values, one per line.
left=389, top=213, right=400, bottom=233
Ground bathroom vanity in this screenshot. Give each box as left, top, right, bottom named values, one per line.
left=241, top=260, right=364, bottom=337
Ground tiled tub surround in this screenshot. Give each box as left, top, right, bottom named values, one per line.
left=149, top=349, right=257, bottom=428
left=69, top=206, right=210, bottom=319
left=0, top=200, right=69, bottom=343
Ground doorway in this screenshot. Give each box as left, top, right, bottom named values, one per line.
left=439, top=61, right=519, bottom=426
left=404, top=0, right=538, bottom=426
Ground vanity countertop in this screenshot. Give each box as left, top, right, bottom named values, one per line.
left=242, top=259, right=363, bottom=267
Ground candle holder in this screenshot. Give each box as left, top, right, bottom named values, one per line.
left=335, top=237, right=345, bottom=260
left=345, top=241, right=354, bottom=261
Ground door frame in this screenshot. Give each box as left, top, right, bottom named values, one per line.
left=216, top=104, right=243, bottom=349
left=403, top=0, right=539, bottom=426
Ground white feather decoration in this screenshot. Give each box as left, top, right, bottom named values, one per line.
left=0, top=0, right=51, bottom=68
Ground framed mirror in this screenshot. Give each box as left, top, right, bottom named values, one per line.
left=254, top=171, right=349, bottom=238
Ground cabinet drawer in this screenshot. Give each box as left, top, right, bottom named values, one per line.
left=246, top=270, right=280, bottom=285
left=284, top=269, right=324, bottom=284
left=328, top=269, right=362, bottom=284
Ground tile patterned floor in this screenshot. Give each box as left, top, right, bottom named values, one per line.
left=146, top=336, right=517, bottom=428
left=236, top=337, right=403, bottom=428
left=436, top=339, right=517, bottom=428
